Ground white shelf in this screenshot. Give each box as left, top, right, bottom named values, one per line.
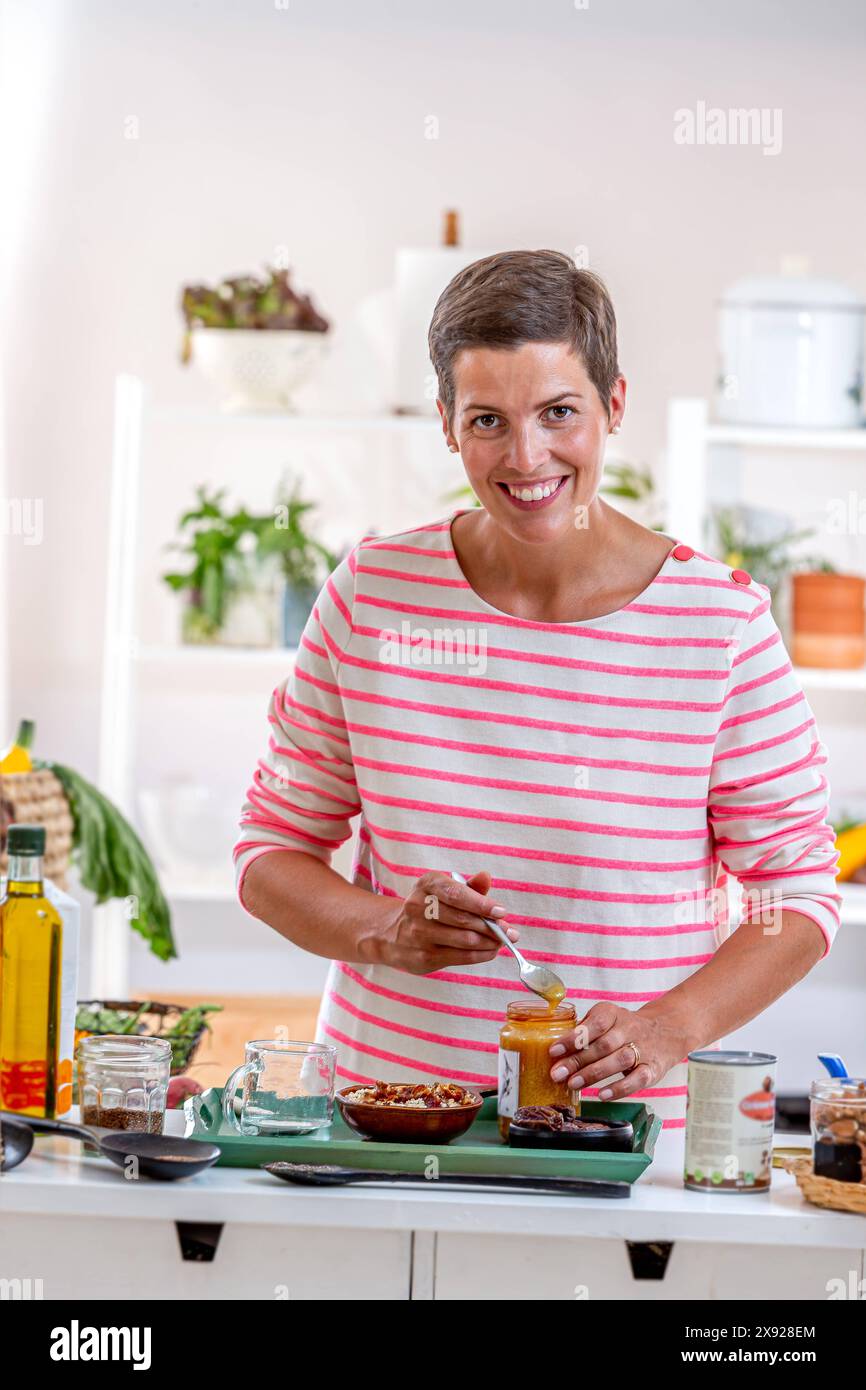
left=162, top=872, right=236, bottom=903
left=840, top=883, right=866, bottom=926
left=665, top=397, right=866, bottom=549
left=148, top=405, right=441, bottom=432
left=794, top=665, right=866, bottom=691
left=137, top=643, right=298, bottom=666
left=705, top=422, right=866, bottom=451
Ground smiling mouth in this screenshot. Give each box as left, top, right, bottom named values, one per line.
left=496, top=476, right=570, bottom=510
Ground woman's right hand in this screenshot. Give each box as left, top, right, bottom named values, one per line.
left=366, top=870, right=519, bottom=975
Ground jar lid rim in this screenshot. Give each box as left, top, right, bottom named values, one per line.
left=78, top=1034, right=172, bottom=1057
left=504, top=1000, right=575, bottom=1020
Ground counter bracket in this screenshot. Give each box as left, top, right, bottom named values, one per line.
left=175, top=1220, right=225, bottom=1263
left=625, top=1240, right=674, bottom=1280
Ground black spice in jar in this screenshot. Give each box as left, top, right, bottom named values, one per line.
left=811, top=1078, right=866, bottom=1185
left=81, top=1106, right=164, bottom=1134
left=814, top=1139, right=863, bottom=1184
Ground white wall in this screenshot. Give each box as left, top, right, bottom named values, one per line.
left=6, top=0, right=866, bottom=766
left=3, top=0, right=866, bottom=1075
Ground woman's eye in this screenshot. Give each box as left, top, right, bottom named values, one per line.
left=472, top=414, right=501, bottom=430
left=545, top=405, right=574, bottom=421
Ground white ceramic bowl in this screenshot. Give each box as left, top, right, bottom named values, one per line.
left=190, top=327, right=329, bottom=412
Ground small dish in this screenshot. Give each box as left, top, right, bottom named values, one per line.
left=507, top=1105, right=634, bottom=1152
left=336, top=1083, right=483, bottom=1144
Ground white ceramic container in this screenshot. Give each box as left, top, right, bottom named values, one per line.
left=190, top=328, right=329, bottom=412
left=717, top=274, right=865, bottom=428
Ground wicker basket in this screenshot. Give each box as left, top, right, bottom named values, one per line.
left=75, top=999, right=211, bottom=1076
left=0, top=768, right=74, bottom=887
left=783, top=1155, right=866, bottom=1214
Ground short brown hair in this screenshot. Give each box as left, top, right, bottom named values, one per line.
left=428, top=250, right=620, bottom=421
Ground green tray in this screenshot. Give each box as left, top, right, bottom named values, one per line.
left=185, top=1091, right=662, bottom=1184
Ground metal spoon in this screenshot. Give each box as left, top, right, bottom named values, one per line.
left=0, top=1111, right=220, bottom=1181
left=0, top=1116, right=35, bottom=1172
left=450, top=870, right=567, bottom=1006
left=265, top=1161, right=629, bottom=1198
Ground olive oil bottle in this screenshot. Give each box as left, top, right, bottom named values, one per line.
left=0, top=823, right=64, bottom=1116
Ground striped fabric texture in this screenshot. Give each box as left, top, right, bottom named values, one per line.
left=235, top=516, right=841, bottom=1128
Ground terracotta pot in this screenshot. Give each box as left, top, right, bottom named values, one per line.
left=792, top=572, right=866, bottom=669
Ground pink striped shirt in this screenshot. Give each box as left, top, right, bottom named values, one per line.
left=235, top=517, right=841, bottom=1128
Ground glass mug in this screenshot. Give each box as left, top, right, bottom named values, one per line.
left=222, top=1040, right=336, bottom=1136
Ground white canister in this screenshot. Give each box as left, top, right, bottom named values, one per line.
left=717, top=274, right=865, bottom=428
left=684, top=1049, right=777, bottom=1193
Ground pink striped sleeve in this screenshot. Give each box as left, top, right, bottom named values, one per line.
left=234, top=554, right=361, bottom=904
left=708, top=593, right=841, bottom=956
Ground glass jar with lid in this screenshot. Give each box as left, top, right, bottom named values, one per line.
left=810, top=1077, right=866, bottom=1183
left=498, top=1000, right=578, bottom=1139
left=78, top=1035, right=172, bottom=1134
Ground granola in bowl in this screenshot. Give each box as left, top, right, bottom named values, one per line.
left=335, top=1080, right=484, bottom=1142
left=341, top=1081, right=474, bottom=1109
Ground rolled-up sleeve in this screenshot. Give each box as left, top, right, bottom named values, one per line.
left=234, top=553, right=361, bottom=907
left=708, top=590, right=842, bottom=956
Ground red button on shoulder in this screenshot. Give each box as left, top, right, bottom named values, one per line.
left=730, top=568, right=752, bottom=585
left=671, top=544, right=694, bottom=562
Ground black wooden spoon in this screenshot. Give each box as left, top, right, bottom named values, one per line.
left=265, top=1161, right=630, bottom=1197
left=0, top=1111, right=219, bottom=1180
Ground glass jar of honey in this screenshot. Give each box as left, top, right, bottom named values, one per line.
left=498, top=1000, right=579, bottom=1139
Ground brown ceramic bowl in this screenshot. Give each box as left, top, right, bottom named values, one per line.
left=336, top=1084, right=483, bottom=1144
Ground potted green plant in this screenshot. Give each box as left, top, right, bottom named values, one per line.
left=179, top=266, right=330, bottom=412
left=254, top=480, right=338, bottom=647
left=600, top=461, right=666, bottom=530
left=162, top=487, right=279, bottom=647
left=712, top=506, right=833, bottom=599
left=711, top=506, right=864, bottom=667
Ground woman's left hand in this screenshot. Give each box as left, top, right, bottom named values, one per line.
left=548, top=1002, right=689, bottom=1100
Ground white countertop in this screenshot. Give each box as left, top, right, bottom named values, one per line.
left=2, top=1115, right=864, bottom=1248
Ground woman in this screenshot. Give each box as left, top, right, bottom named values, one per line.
left=235, top=250, right=841, bottom=1128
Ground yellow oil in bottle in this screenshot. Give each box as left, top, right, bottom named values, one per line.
left=0, top=824, right=63, bottom=1117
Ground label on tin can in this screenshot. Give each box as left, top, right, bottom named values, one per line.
left=498, top=1048, right=520, bottom=1118
left=684, top=1051, right=776, bottom=1191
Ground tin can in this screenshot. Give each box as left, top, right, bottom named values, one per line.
left=684, top=1050, right=777, bottom=1193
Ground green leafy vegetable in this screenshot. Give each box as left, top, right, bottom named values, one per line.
left=161, top=485, right=251, bottom=630
left=162, top=1004, right=222, bottom=1039
left=74, top=1002, right=221, bottom=1071
left=43, top=762, right=176, bottom=962
left=712, top=507, right=834, bottom=595
left=831, top=815, right=863, bottom=838
left=180, top=267, right=329, bottom=335
left=75, top=1003, right=152, bottom=1035
left=253, top=478, right=338, bottom=589
left=162, top=1004, right=222, bottom=1071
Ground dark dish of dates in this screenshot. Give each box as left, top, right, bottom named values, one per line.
left=508, top=1104, right=634, bottom=1152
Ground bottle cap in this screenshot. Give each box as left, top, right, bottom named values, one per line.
left=7, top=823, right=46, bottom=855
left=442, top=209, right=460, bottom=247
